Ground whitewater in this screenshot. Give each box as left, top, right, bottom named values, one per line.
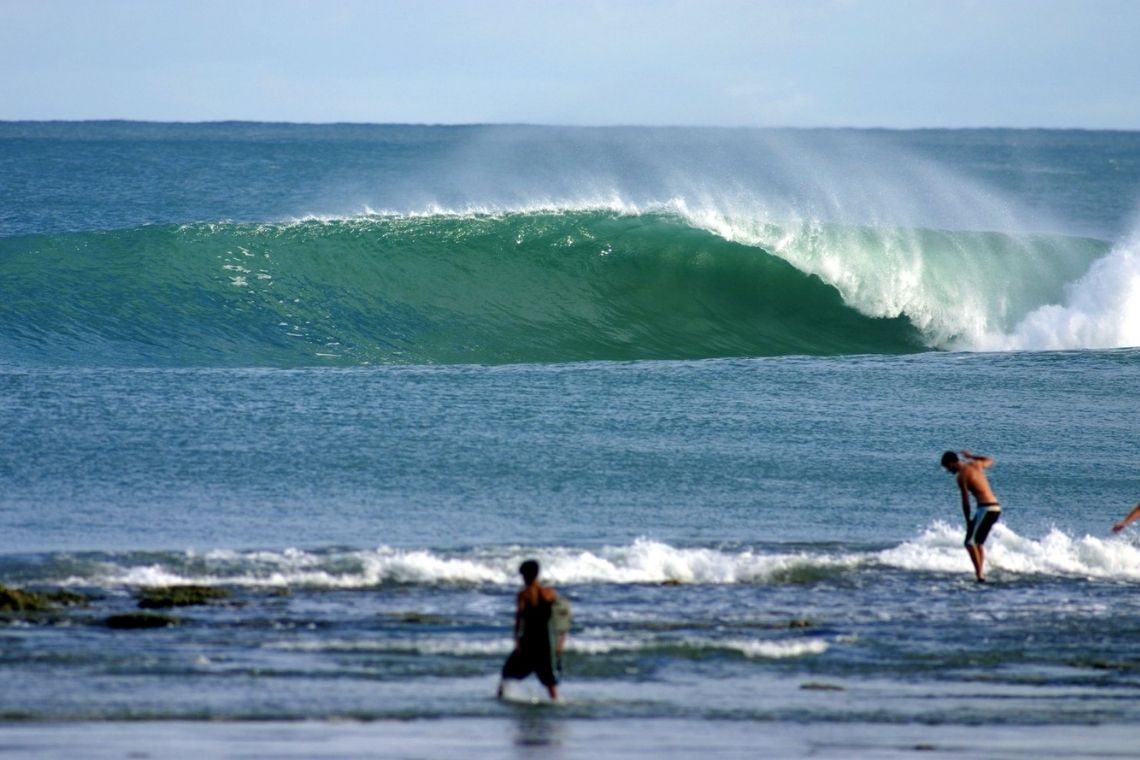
left=25, top=528, right=1140, bottom=591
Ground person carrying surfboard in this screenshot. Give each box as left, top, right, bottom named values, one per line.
left=497, top=559, right=569, bottom=700
left=941, top=449, right=1002, bottom=583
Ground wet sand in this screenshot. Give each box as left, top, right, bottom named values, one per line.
left=2, top=719, right=1136, bottom=759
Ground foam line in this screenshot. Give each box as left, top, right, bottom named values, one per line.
left=35, top=527, right=1140, bottom=591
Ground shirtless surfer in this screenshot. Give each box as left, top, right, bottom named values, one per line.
left=497, top=559, right=563, bottom=700
left=941, top=450, right=1001, bottom=582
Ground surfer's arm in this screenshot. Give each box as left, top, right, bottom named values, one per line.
left=960, top=450, right=993, bottom=467
left=958, top=478, right=971, bottom=521
left=1113, top=503, right=1140, bottom=533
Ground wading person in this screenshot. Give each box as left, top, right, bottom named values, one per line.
left=941, top=449, right=1002, bottom=582
left=497, top=559, right=563, bottom=700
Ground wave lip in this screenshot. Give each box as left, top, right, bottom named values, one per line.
left=680, top=205, right=1120, bottom=353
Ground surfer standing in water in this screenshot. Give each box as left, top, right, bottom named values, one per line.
left=941, top=450, right=1002, bottom=582
left=497, top=559, right=563, bottom=701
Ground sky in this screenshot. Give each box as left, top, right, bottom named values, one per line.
left=1, top=0, right=1138, bottom=129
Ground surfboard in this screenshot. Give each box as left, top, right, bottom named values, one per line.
left=551, top=596, right=572, bottom=635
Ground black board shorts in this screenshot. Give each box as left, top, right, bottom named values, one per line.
left=501, top=636, right=558, bottom=687
left=965, top=506, right=1001, bottom=547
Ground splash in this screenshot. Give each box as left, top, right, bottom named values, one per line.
left=879, top=521, right=1140, bottom=580
left=976, top=237, right=1140, bottom=351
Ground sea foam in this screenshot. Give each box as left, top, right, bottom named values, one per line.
left=61, top=538, right=862, bottom=589
left=262, top=633, right=829, bottom=659
left=977, top=236, right=1140, bottom=351
left=48, top=527, right=1140, bottom=591
left=879, top=521, right=1140, bottom=580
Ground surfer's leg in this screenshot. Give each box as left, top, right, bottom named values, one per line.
left=971, top=511, right=1000, bottom=582
left=965, top=544, right=984, bottom=581
left=498, top=649, right=530, bottom=698
left=534, top=643, right=559, bottom=701
left=964, top=516, right=985, bottom=581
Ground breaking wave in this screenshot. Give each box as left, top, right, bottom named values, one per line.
left=0, top=206, right=1126, bottom=367
left=13, top=530, right=1140, bottom=591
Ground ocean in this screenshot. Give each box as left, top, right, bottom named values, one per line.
left=1, top=122, right=1139, bottom=758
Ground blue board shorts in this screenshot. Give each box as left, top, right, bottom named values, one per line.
left=965, top=504, right=1001, bottom=547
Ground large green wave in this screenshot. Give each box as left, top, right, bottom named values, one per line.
left=1, top=210, right=1092, bottom=367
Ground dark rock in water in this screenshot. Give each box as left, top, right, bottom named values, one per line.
left=0, top=585, right=92, bottom=624
left=0, top=584, right=55, bottom=613
left=1085, top=659, right=1135, bottom=671
left=661, top=579, right=683, bottom=587
left=44, top=590, right=90, bottom=607
left=137, top=585, right=230, bottom=608
left=106, top=612, right=181, bottom=629
left=799, top=681, right=845, bottom=691
left=396, top=612, right=448, bottom=624
left=787, top=618, right=813, bottom=629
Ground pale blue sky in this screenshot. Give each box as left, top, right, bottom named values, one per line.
left=1, top=0, right=1138, bottom=128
